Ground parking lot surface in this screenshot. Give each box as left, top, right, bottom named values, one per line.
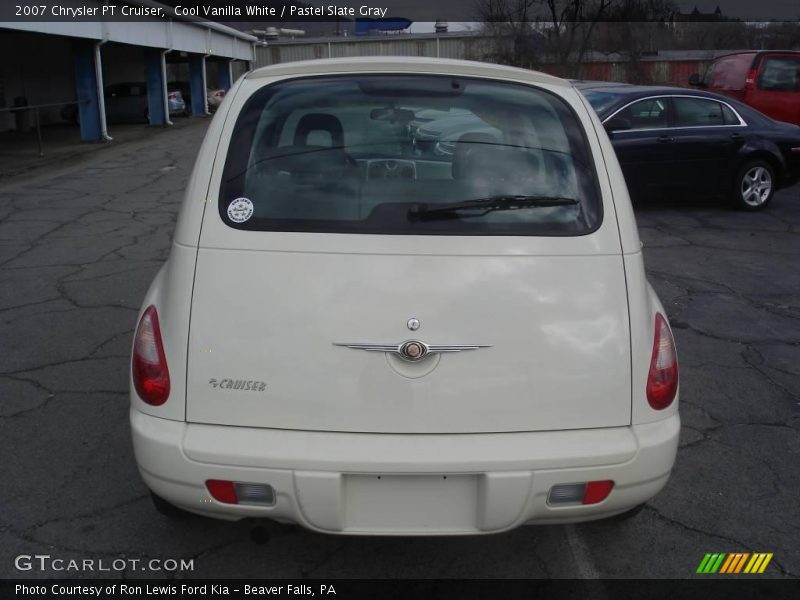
left=1, top=119, right=798, bottom=579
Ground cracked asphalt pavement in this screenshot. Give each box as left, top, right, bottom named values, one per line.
left=0, top=119, right=798, bottom=580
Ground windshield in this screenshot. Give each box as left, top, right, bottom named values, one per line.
left=219, top=75, right=602, bottom=236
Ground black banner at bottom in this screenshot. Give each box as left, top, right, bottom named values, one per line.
left=3, top=579, right=799, bottom=600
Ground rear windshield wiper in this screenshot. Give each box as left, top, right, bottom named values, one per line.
left=408, top=195, right=579, bottom=220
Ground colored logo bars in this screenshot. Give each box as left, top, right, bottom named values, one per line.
left=696, top=553, right=773, bottom=574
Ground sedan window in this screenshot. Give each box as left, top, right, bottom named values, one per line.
left=720, top=103, right=741, bottom=125
left=615, top=98, right=668, bottom=130
left=673, top=98, right=736, bottom=127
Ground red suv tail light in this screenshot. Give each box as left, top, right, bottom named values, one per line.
left=646, top=313, right=678, bottom=410
left=132, top=305, right=170, bottom=405
left=744, top=68, right=757, bottom=91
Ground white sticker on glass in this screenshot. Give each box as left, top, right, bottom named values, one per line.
left=227, top=197, right=254, bottom=223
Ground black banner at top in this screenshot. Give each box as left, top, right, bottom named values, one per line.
left=1, top=0, right=799, bottom=23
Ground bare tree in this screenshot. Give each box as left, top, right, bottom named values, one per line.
left=594, top=0, right=677, bottom=83
left=672, top=21, right=749, bottom=51
left=761, top=21, right=800, bottom=48
left=476, top=0, right=615, bottom=76
left=475, top=0, right=543, bottom=69
left=540, top=0, right=613, bottom=76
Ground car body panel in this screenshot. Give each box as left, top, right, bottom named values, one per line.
left=667, top=125, right=745, bottom=195
left=624, top=251, right=679, bottom=425
left=698, top=51, right=800, bottom=125
left=167, top=89, right=186, bottom=116
left=187, top=248, right=632, bottom=433
left=607, top=128, right=676, bottom=194
left=130, top=58, right=678, bottom=529
left=187, top=66, right=633, bottom=433
left=577, top=84, right=800, bottom=197
left=207, top=88, right=226, bottom=112
left=132, top=408, right=679, bottom=530
left=129, top=243, right=196, bottom=422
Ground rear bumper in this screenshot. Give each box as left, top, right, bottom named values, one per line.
left=131, top=410, right=680, bottom=534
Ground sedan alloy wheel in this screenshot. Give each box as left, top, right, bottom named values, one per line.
left=735, top=161, right=775, bottom=211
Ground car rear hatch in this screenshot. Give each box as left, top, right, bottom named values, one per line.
left=185, top=237, right=631, bottom=433
left=184, top=71, right=631, bottom=434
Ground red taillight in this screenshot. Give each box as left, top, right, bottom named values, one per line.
left=583, top=480, right=614, bottom=505
left=744, top=68, right=757, bottom=91
left=132, top=305, right=170, bottom=405
left=646, top=313, right=678, bottom=410
left=214, top=90, right=225, bottom=98
left=206, top=480, right=238, bottom=504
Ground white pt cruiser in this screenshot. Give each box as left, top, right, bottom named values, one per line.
left=130, top=57, right=680, bottom=534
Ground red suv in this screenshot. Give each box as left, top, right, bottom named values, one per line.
left=689, top=51, right=800, bottom=125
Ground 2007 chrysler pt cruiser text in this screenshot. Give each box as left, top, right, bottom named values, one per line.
left=130, top=57, right=680, bottom=534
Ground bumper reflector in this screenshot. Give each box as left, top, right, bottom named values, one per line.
left=206, top=480, right=237, bottom=504
left=206, top=480, right=275, bottom=506
left=548, top=480, right=615, bottom=506
left=235, top=482, right=276, bottom=506
left=548, top=483, right=586, bottom=505
left=582, top=480, right=614, bottom=504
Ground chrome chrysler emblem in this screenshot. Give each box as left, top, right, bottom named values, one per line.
left=333, top=340, right=491, bottom=362
left=400, top=340, right=426, bottom=360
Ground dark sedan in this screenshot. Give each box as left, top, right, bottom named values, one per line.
left=576, top=84, right=800, bottom=210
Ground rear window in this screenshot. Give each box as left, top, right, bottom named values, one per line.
left=219, top=75, right=601, bottom=236
left=758, top=56, right=800, bottom=92
left=705, top=54, right=754, bottom=89
left=582, top=91, right=619, bottom=113
left=673, top=97, right=740, bottom=127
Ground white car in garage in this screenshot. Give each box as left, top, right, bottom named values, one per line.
left=130, top=57, right=680, bottom=534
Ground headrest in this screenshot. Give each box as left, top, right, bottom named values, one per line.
left=294, top=113, right=345, bottom=147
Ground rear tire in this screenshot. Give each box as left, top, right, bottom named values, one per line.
left=732, top=159, right=775, bottom=211
left=150, top=492, right=193, bottom=519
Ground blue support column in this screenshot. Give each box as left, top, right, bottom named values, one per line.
left=72, top=40, right=102, bottom=141
left=144, top=48, right=167, bottom=126
left=218, top=60, right=233, bottom=91
left=188, top=55, right=207, bottom=116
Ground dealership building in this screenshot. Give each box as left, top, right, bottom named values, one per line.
left=0, top=0, right=255, bottom=141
